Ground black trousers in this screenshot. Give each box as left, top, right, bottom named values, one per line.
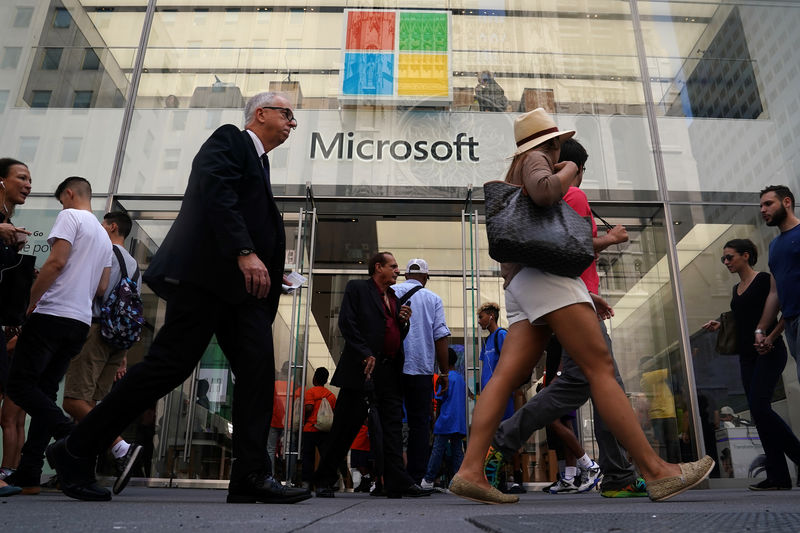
left=301, top=431, right=328, bottom=482
left=66, top=284, right=277, bottom=481
left=8, top=313, right=89, bottom=476
left=315, top=357, right=414, bottom=492
left=402, top=373, right=433, bottom=483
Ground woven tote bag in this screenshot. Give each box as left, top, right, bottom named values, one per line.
left=484, top=180, right=594, bottom=278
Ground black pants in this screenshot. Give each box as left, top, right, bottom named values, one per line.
left=301, top=431, right=328, bottom=482
left=315, top=357, right=414, bottom=492
left=8, top=313, right=89, bottom=476
left=740, top=348, right=800, bottom=484
left=66, top=284, right=277, bottom=481
left=403, top=373, right=433, bottom=483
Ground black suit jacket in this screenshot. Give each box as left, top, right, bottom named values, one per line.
left=144, top=125, right=285, bottom=310
left=331, top=279, right=409, bottom=391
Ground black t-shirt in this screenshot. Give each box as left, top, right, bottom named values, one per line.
left=730, top=271, right=782, bottom=358
left=0, top=212, right=18, bottom=267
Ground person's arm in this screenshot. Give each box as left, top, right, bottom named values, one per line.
left=27, top=238, right=71, bottom=314
left=520, top=152, right=578, bottom=207
left=590, top=293, right=614, bottom=321
left=434, top=337, right=449, bottom=394
left=593, top=225, right=628, bottom=253
left=95, top=266, right=111, bottom=298
left=755, top=274, right=781, bottom=350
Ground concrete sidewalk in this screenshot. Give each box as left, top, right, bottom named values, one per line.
left=2, top=486, right=799, bottom=532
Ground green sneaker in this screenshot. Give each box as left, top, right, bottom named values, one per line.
left=483, top=446, right=507, bottom=490
left=600, top=477, right=647, bottom=498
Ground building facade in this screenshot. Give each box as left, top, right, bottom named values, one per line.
left=1, top=0, right=799, bottom=486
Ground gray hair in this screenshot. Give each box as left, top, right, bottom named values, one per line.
left=244, top=92, right=281, bottom=125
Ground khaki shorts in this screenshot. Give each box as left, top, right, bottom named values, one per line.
left=64, top=323, right=126, bottom=402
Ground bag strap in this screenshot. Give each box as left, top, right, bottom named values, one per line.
left=112, top=245, right=140, bottom=283
left=492, top=327, right=507, bottom=356
left=397, top=284, right=424, bottom=307
left=591, top=208, right=614, bottom=230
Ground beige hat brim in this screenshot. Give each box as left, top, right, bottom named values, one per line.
left=511, top=129, right=575, bottom=157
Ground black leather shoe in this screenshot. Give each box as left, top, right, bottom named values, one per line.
left=46, top=439, right=111, bottom=501
left=748, top=479, right=792, bottom=491
left=386, top=483, right=434, bottom=499
left=227, top=473, right=312, bottom=504
left=315, top=486, right=336, bottom=498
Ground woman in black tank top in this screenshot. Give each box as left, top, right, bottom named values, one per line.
left=703, top=238, right=800, bottom=490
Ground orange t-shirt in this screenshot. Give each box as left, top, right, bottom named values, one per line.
left=303, top=386, right=336, bottom=433
left=270, top=387, right=285, bottom=429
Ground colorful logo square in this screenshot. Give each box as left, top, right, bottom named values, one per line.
left=341, top=9, right=451, bottom=103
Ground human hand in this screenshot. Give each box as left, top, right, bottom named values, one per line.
left=237, top=253, right=270, bottom=298
left=399, top=304, right=412, bottom=323
left=115, top=357, right=127, bottom=381
left=701, top=320, right=720, bottom=332
left=754, top=333, right=774, bottom=355
left=590, top=293, right=614, bottom=320
left=0, top=223, right=29, bottom=245
left=607, top=224, right=629, bottom=244
left=363, top=355, right=376, bottom=378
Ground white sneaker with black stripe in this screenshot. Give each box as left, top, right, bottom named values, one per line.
left=113, top=443, right=143, bottom=495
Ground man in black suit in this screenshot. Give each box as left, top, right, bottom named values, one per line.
left=313, top=252, right=433, bottom=499
left=47, top=92, right=311, bottom=504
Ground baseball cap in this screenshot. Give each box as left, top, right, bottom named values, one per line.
left=406, top=258, right=429, bottom=274
left=720, top=406, right=735, bottom=416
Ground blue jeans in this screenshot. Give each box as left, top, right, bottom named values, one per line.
left=423, top=433, right=464, bottom=483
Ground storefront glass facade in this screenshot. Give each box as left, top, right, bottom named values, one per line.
left=2, top=0, right=799, bottom=486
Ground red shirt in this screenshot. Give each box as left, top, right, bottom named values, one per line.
left=270, top=386, right=285, bottom=429
left=373, top=279, right=402, bottom=358
left=303, top=386, right=336, bottom=433
left=351, top=424, right=370, bottom=451
left=563, top=187, right=599, bottom=294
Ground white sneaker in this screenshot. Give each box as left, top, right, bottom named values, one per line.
left=549, top=478, right=579, bottom=494
left=577, top=461, right=602, bottom=493
left=420, top=479, right=435, bottom=490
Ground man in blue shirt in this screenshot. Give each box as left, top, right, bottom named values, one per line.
left=421, top=348, right=465, bottom=489
left=393, top=258, right=451, bottom=484
left=759, top=185, right=800, bottom=383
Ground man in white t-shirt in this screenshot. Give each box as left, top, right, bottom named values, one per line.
left=6, top=177, right=112, bottom=495
left=61, top=211, right=142, bottom=495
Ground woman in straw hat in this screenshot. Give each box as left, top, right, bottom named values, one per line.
left=449, top=108, right=714, bottom=504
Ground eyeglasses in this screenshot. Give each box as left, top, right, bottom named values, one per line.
left=260, top=106, right=297, bottom=127
left=720, top=254, right=735, bottom=263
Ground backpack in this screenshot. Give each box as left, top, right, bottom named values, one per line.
left=99, top=246, right=145, bottom=350
left=492, top=327, right=508, bottom=357
left=314, top=394, right=334, bottom=432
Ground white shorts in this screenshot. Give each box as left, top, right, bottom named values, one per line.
left=504, top=266, right=593, bottom=326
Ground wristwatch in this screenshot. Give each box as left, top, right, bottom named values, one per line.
left=754, top=328, right=766, bottom=335
left=238, top=248, right=254, bottom=256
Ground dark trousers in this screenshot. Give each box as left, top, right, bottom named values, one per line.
left=403, top=373, right=433, bottom=483
left=7, top=313, right=89, bottom=476
left=66, top=284, right=277, bottom=481
left=301, top=431, right=327, bottom=482
left=494, top=321, right=637, bottom=490
left=315, top=357, right=414, bottom=492
left=740, top=347, right=800, bottom=484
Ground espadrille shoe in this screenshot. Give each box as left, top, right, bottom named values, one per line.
left=449, top=474, right=519, bottom=504
left=647, top=455, right=715, bottom=502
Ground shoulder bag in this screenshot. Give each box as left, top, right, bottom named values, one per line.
left=483, top=180, right=594, bottom=278
left=0, top=253, right=36, bottom=326
left=715, top=311, right=738, bottom=355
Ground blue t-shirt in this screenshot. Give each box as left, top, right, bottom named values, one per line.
left=479, top=328, right=515, bottom=420
left=433, top=370, right=467, bottom=436
left=769, top=224, right=800, bottom=319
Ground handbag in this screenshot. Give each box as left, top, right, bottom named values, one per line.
left=483, top=180, right=594, bottom=278
left=715, top=311, right=738, bottom=355
left=0, top=253, right=36, bottom=326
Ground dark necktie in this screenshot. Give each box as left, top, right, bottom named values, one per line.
left=260, top=153, right=273, bottom=196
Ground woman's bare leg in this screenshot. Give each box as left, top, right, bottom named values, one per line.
left=1, top=397, right=26, bottom=468
left=455, top=320, right=550, bottom=489
left=545, top=303, right=680, bottom=482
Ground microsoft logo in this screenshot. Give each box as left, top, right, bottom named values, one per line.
left=341, top=9, right=452, bottom=104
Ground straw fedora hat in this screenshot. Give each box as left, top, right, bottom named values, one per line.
left=512, top=108, right=575, bottom=156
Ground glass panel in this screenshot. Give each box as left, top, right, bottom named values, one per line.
left=638, top=1, right=800, bottom=198
left=118, top=3, right=660, bottom=199
left=670, top=202, right=800, bottom=479
left=0, top=1, right=145, bottom=195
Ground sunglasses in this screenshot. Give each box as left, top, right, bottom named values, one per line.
left=720, top=254, right=735, bottom=263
